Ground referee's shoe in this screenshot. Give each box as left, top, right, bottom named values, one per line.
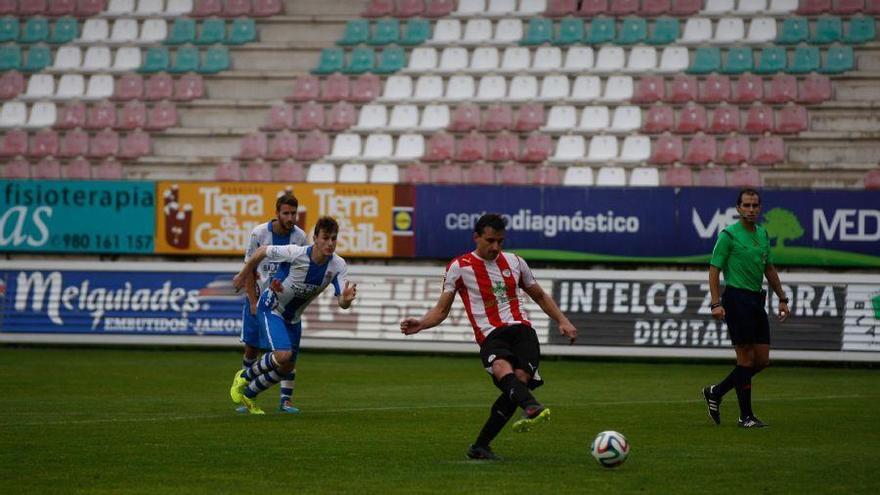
left=702, top=386, right=721, bottom=425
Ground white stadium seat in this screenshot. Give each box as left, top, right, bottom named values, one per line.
left=578, top=106, right=610, bottom=132
left=537, top=75, right=570, bottom=101
left=354, top=104, right=388, bottom=131
left=338, top=163, right=369, bottom=183
left=610, top=106, right=642, bottom=133
left=531, top=46, right=562, bottom=72
left=413, top=75, right=444, bottom=102
left=419, top=104, right=450, bottom=130
left=596, top=166, right=627, bottom=186
left=570, top=75, right=601, bottom=102
left=563, top=46, right=594, bottom=72
left=594, top=46, right=625, bottom=73
left=394, top=134, right=425, bottom=160
left=388, top=104, right=419, bottom=130
left=446, top=75, right=476, bottom=100
left=586, top=136, right=619, bottom=163
left=501, top=47, right=530, bottom=72
left=619, top=135, right=652, bottom=163
left=439, top=47, right=469, bottom=73
left=658, top=46, right=690, bottom=73
left=370, top=163, right=400, bottom=183
left=381, top=75, right=413, bottom=101
left=469, top=47, right=499, bottom=72
left=681, top=18, right=712, bottom=44
left=550, top=135, right=586, bottom=162
left=407, top=47, right=438, bottom=72
left=329, top=133, right=362, bottom=160
left=628, top=166, right=660, bottom=186
left=508, top=75, right=538, bottom=102
left=542, top=105, right=577, bottom=131
left=363, top=133, right=394, bottom=160
left=563, top=166, right=594, bottom=186
left=475, top=75, right=506, bottom=102
left=599, top=76, right=633, bottom=102
left=306, top=163, right=336, bottom=183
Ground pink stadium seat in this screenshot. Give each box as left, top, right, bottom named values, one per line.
left=708, top=106, right=741, bottom=134
left=449, top=103, right=481, bottom=132
left=236, top=132, right=268, bottom=159
left=466, top=163, right=496, bottom=185
left=0, top=71, right=25, bottom=100
left=118, top=130, right=151, bottom=159
left=455, top=132, right=488, bottom=162
left=244, top=160, right=273, bottom=182
left=362, top=0, right=395, bottom=17
left=649, top=134, right=683, bottom=164
left=728, top=166, right=761, bottom=187
left=294, top=130, right=329, bottom=161
left=868, top=0, right=880, bottom=13
left=49, top=0, right=77, bottom=16
left=832, top=0, right=865, bottom=13
left=398, top=0, right=426, bottom=17
left=1, top=129, right=28, bottom=157
left=609, top=0, right=639, bottom=15
left=731, top=74, right=764, bottom=104
left=266, top=130, right=299, bottom=160
left=85, top=101, right=117, bottom=130
left=675, top=105, right=707, bottom=134
left=520, top=134, right=553, bottom=163
left=319, top=74, right=350, bottom=102
left=751, top=135, right=785, bottom=165
left=261, top=104, right=295, bottom=131
left=663, top=166, right=693, bottom=186
left=633, top=76, right=665, bottom=104
left=193, top=0, right=223, bottom=17
left=499, top=162, right=529, bottom=184
left=670, top=0, right=701, bottom=15
left=668, top=75, right=697, bottom=103
left=34, top=157, right=61, bottom=178
left=513, top=104, right=545, bottom=132
left=534, top=166, right=562, bottom=185
left=546, top=0, right=577, bottom=16
left=253, top=0, right=283, bottom=16
left=426, top=0, right=455, bottom=17
left=173, top=74, right=204, bottom=101
left=718, top=135, right=750, bottom=165
left=423, top=132, right=455, bottom=161
left=215, top=161, right=242, bottom=181
left=641, top=0, right=671, bottom=16
left=113, top=74, right=144, bottom=101
left=76, top=0, right=107, bottom=17
left=796, top=0, right=832, bottom=14
left=578, top=0, right=609, bottom=16
left=643, top=105, right=674, bottom=134
left=324, top=101, right=357, bottom=131
left=765, top=74, right=797, bottom=104
left=480, top=104, right=514, bottom=132
left=698, top=167, right=726, bottom=186
left=62, top=157, right=91, bottom=179
left=798, top=74, right=832, bottom=104
left=0, top=0, right=16, bottom=15
left=403, top=162, right=431, bottom=183
left=3, top=157, right=31, bottom=178
left=699, top=75, right=731, bottom=104
left=488, top=133, right=519, bottom=162
left=275, top=160, right=305, bottom=181
left=432, top=163, right=463, bottom=184
left=287, top=75, right=320, bottom=102
left=144, top=74, right=174, bottom=101
left=743, top=105, right=774, bottom=134
left=59, top=129, right=89, bottom=158
left=145, top=101, right=178, bottom=130
left=88, top=129, right=119, bottom=159
left=29, top=129, right=59, bottom=158
left=116, top=100, right=147, bottom=130
left=775, top=105, right=808, bottom=134
left=295, top=102, right=325, bottom=131
left=224, top=0, right=253, bottom=16
left=349, top=73, right=381, bottom=102
left=19, top=0, right=48, bottom=16
left=682, top=134, right=716, bottom=165
left=864, top=168, right=880, bottom=189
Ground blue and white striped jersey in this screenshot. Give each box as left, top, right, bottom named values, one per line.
left=263, top=244, right=348, bottom=324
left=245, top=221, right=308, bottom=292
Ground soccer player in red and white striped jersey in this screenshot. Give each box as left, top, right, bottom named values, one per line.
left=400, top=213, right=577, bottom=460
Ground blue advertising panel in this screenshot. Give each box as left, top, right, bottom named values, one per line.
left=0, top=180, right=155, bottom=254
left=0, top=269, right=243, bottom=336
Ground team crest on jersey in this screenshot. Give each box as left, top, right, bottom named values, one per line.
left=501, top=269, right=511, bottom=277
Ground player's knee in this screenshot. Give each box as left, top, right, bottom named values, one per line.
left=754, top=358, right=770, bottom=371
left=490, top=358, right=514, bottom=377
left=243, top=347, right=259, bottom=360
left=274, top=350, right=294, bottom=365
left=513, top=368, right=531, bottom=384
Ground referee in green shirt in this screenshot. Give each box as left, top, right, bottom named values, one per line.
left=702, top=189, right=791, bottom=428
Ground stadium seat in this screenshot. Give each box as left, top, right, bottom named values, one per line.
left=747, top=18, right=777, bottom=44
left=670, top=0, right=701, bottom=15
left=139, top=47, right=169, bottom=73
left=287, top=75, right=319, bottom=102
left=0, top=70, right=24, bottom=100
left=436, top=46, right=466, bottom=73
left=468, top=46, right=498, bottom=73
left=243, top=160, right=273, bottom=182
left=266, top=131, right=299, bottom=160
left=514, top=103, right=545, bottom=131
left=295, top=102, right=324, bottom=131
left=394, top=134, right=425, bottom=161
left=577, top=0, right=609, bottom=16
left=23, top=74, right=56, bottom=100
left=0, top=128, right=27, bottom=156
left=380, top=74, right=413, bottom=102
left=145, top=100, right=177, bottom=130
left=498, top=162, right=528, bottom=185
left=362, top=0, right=395, bottom=17
left=532, top=46, right=563, bottom=73
left=413, top=75, right=443, bottom=101
left=111, top=47, right=141, bottom=72
left=362, top=133, right=393, bottom=161
left=663, top=166, right=693, bottom=186
left=84, top=74, right=113, bottom=100
left=388, top=104, right=419, bottom=131
left=116, top=100, right=146, bottom=130
left=58, top=128, right=88, bottom=157
left=717, top=135, right=750, bottom=165
left=200, top=46, right=230, bottom=74
left=626, top=46, right=657, bottom=72
left=20, top=18, right=49, bottom=44
left=236, top=132, right=268, bottom=160
left=500, top=47, right=530, bottom=73
left=337, top=19, right=368, bottom=46
left=820, top=45, right=854, bottom=73
left=426, top=0, right=456, bottom=17
left=555, top=16, right=585, bottom=45
left=596, top=166, right=626, bottom=186
left=144, top=73, right=173, bottom=100
left=196, top=18, right=225, bottom=45
left=708, top=105, right=740, bottom=134
left=85, top=100, right=116, bottom=130
left=586, top=135, right=618, bottom=162
left=214, top=161, right=242, bottom=181
left=755, top=46, right=787, bottom=74
left=25, top=101, right=56, bottom=128
left=611, top=105, right=641, bottom=132
left=731, top=73, right=764, bottom=103
left=657, top=46, right=689, bottom=73
left=354, top=103, right=388, bottom=131
left=338, top=163, right=369, bottom=183
left=796, top=0, right=831, bottom=15
left=406, top=46, right=437, bottom=72
left=50, top=17, right=79, bottom=44
left=777, top=17, right=809, bottom=45
left=666, top=76, right=699, bottom=101
left=33, top=156, right=61, bottom=178
left=521, top=134, right=553, bottom=162
left=167, top=0, right=195, bottom=16
left=228, top=18, right=257, bottom=45
left=697, top=166, right=726, bottom=186
left=79, top=18, right=109, bottom=43
left=420, top=104, right=450, bottom=131
left=617, top=17, right=647, bottom=45
left=812, top=15, right=843, bottom=44
left=633, top=75, right=665, bottom=103
left=681, top=18, right=711, bottom=43
left=722, top=47, right=753, bottom=75
left=23, top=45, right=51, bottom=73
left=775, top=104, right=808, bottom=134
left=49, top=0, right=77, bottom=16
left=688, top=47, right=721, bottom=74
left=349, top=73, right=380, bottom=102
left=549, top=135, right=585, bottom=162
left=704, top=0, right=734, bottom=13
left=546, top=0, right=577, bottom=16
left=518, top=0, right=547, bottom=16
left=578, top=105, right=610, bottom=132
left=534, top=165, right=562, bottom=185
left=312, top=48, right=344, bottom=75
left=713, top=18, right=744, bottom=45
left=643, top=105, right=674, bottom=133
left=488, top=133, right=519, bottom=161
left=81, top=46, right=111, bottom=72
left=320, top=74, right=350, bottom=102
left=619, top=135, right=651, bottom=163
left=2, top=156, right=31, bottom=178
left=766, top=74, right=798, bottom=103
left=401, top=18, right=431, bottom=45
left=699, top=74, right=731, bottom=103
left=375, top=45, right=406, bottom=74
left=682, top=134, right=716, bottom=165
left=743, top=105, right=774, bottom=134
left=641, top=0, right=671, bottom=15
left=536, top=74, right=569, bottom=101
left=261, top=104, right=295, bottom=131
left=170, top=45, right=199, bottom=73
left=508, top=75, right=538, bottom=101
left=863, top=168, right=880, bottom=189
left=494, top=19, right=524, bottom=43
left=172, top=74, right=203, bottom=101
left=0, top=45, right=21, bottom=71
left=448, top=104, right=480, bottom=132
left=344, top=47, right=375, bottom=74
left=223, top=0, right=252, bottom=16
left=370, top=18, right=400, bottom=46
left=675, top=105, right=707, bottom=134
left=586, top=16, right=616, bottom=44
left=737, top=0, right=767, bottom=13
left=456, top=132, right=488, bottom=162
left=475, top=75, right=506, bottom=102
left=728, top=165, right=760, bottom=187
left=55, top=101, right=86, bottom=129
left=562, top=46, right=594, bottom=72
left=400, top=162, right=429, bottom=184
left=648, top=17, right=679, bottom=45
left=118, top=129, right=151, bottom=159
left=798, top=73, right=832, bottom=103
left=423, top=132, right=455, bottom=161
left=431, top=163, right=463, bottom=184
left=751, top=135, right=785, bottom=164
left=562, top=166, right=594, bottom=186
left=788, top=45, right=820, bottom=73
left=479, top=104, right=512, bottom=131
left=275, top=160, right=305, bottom=181
left=109, top=18, right=138, bottom=45
left=844, top=15, right=876, bottom=44
left=398, top=0, right=426, bottom=17
left=430, top=19, right=460, bottom=44
left=455, top=0, right=485, bottom=16
left=610, top=0, right=639, bottom=15
left=599, top=75, right=633, bottom=102
left=628, top=166, right=659, bottom=186
left=88, top=129, right=119, bottom=158
left=140, top=19, right=167, bottom=44
left=834, top=0, right=866, bottom=13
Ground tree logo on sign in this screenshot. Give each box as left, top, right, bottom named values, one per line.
left=763, top=208, right=804, bottom=248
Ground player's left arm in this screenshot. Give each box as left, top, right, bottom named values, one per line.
left=523, top=282, right=577, bottom=345
left=764, top=263, right=790, bottom=322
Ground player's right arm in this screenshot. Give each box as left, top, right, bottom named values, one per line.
left=233, top=245, right=304, bottom=291
left=400, top=291, right=455, bottom=335
left=243, top=231, right=261, bottom=314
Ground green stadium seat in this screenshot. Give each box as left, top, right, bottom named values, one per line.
left=196, top=18, right=226, bottom=45
left=819, top=45, right=854, bottom=73
left=0, top=17, right=18, bottom=43
left=337, top=19, right=369, bottom=46
left=227, top=18, right=257, bottom=45
left=343, top=47, right=375, bottom=74
left=312, top=47, right=345, bottom=74
left=369, top=18, right=399, bottom=45
left=843, top=16, right=876, bottom=44
left=787, top=45, right=820, bottom=73
left=755, top=46, right=787, bottom=74
left=586, top=17, right=616, bottom=45
left=0, top=44, right=22, bottom=71
left=721, top=46, right=753, bottom=74
left=200, top=46, right=230, bottom=73
left=616, top=17, right=647, bottom=45
left=521, top=17, right=553, bottom=45
left=170, top=45, right=199, bottom=73
left=22, top=44, right=50, bottom=72
left=374, top=45, right=406, bottom=74
left=777, top=17, right=808, bottom=45
left=647, top=17, right=679, bottom=45
left=139, top=46, right=170, bottom=73
left=166, top=18, right=196, bottom=45
left=811, top=16, right=842, bottom=44
left=400, top=18, right=430, bottom=46
left=20, top=17, right=49, bottom=43
left=687, top=46, right=721, bottom=74
left=50, top=17, right=78, bottom=44
left=554, top=17, right=584, bottom=45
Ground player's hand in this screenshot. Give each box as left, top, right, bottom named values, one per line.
left=341, top=281, right=357, bottom=306
left=777, top=301, right=790, bottom=322
left=711, top=306, right=725, bottom=321
left=232, top=271, right=246, bottom=292
left=249, top=301, right=257, bottom=316
left=400, top=318, right=423, bottom=335
left=558, top=321, right=577, bottom=345
left=270, top=279, right=284, bottom=293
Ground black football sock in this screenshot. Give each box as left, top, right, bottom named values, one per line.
left=714, top=367, right=738, bottom=398
left=733, top=366, right=755, bottom=419
left=497, top=373, right=540, bottom=410
left=475, top=393, right=517, bottom=448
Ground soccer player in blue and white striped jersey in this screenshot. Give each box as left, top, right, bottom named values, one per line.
left=230, top=216, right=357, bottom=414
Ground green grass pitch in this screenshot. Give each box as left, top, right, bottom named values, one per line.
left=1, top=347, right=878, bottom=494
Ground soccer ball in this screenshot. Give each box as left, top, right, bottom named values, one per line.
left=590, top=430, right=630, bottom=468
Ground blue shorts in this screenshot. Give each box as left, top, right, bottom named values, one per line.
left=240, top=300, right=263, bottom=348
left=257, top=291, right=303, bottom=354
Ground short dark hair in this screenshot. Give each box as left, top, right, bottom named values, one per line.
left=737, top=188, right=761, bottom=206
left=313, top=216, right=339, bottom=237
left=276, top=193, right=298, bottom=212
left=474, top=213, right=507, bottom=235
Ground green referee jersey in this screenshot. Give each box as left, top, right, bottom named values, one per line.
left=709, top=222, right=771, bottom=293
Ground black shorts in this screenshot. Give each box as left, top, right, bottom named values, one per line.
left=722, top=286, right=770, bottom=346
left=480, top=324, right=544, bottom=389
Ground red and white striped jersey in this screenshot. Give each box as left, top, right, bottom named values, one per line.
left=443, top=251, right=537, bottom=344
